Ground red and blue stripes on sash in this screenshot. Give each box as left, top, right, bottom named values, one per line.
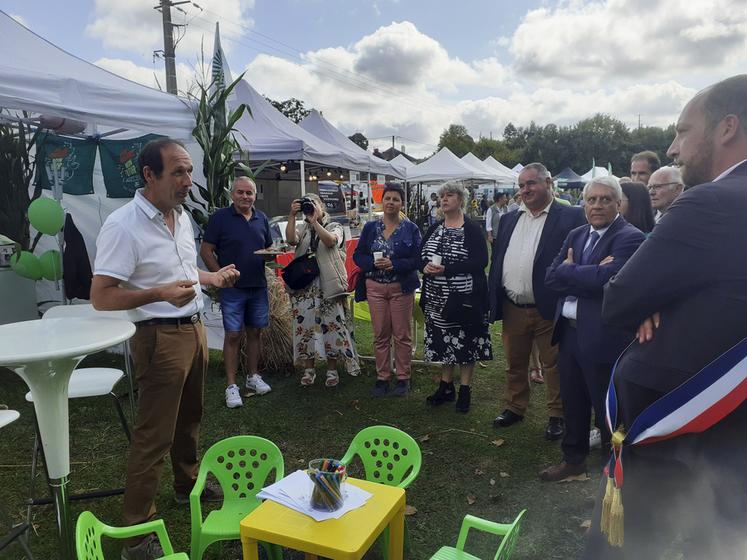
left=606, top=336, right=747, bottom=450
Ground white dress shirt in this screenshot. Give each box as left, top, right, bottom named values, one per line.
left=94, top=189, right=203, bottom=320
left=561, top=215, right=619, bottom=320
left=502, top=200, right=553, bottom=304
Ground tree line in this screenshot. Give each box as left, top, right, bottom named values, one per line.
left=438, top=114, right=676, bottom=176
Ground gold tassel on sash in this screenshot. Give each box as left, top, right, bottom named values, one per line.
left=608, top=486, right=624, bottom=546
left=605, top=428, right=626, bottom=547
left=600, top=476, right=614, bottom=535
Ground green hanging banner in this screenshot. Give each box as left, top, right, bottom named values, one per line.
left=35, top=133, right=96, bottom=195
left=99, top=134, right=164, bottom=198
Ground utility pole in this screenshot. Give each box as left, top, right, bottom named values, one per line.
left=159, top=0, right=178, bottom=94
left=392, top=135, right=395, bottom=150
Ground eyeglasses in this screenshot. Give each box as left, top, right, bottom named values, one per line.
left=648, top=182, right=681, bottom=192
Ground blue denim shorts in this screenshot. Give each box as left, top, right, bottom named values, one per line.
left=220, top=287, right=269, bottom=332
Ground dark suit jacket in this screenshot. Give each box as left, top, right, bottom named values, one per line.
left=604, top=162, right=747, bottom=396
left=546, top=216, right=645, bottom=364
left=489, top=201, right=585, bottom=322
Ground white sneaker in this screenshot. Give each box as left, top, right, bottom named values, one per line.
left=589, top=428, right=602, bottom=450
left=246, top=373, right=271, bottom=395
left=225, top=384, right=243, bottom=408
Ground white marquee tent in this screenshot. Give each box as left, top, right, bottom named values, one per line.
left=483, top=156, right=519, bottom=182
left=390, top=154, right=416, bottom=173
left=408, top=148, right=496, bottom=183
left=581, top=166, right=611, bottom=181
left=298, top=110, right=405, bottom=178
left=461, top=152, right=516, bottom=183
left=0, top=10, right=195, bottom=139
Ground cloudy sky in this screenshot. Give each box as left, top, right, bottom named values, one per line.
left=5, top=0, right=747, bottom=156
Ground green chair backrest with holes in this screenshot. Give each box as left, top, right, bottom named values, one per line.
left=76, top=510, right=188, bottom=560
left=340, top=425, right=422, bottom=488
left=428, top=510, right=526, bottom=560
left=190, top=435, right=284, bottom=560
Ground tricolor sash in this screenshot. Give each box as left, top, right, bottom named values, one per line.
left=601, top=336, right=747, bottom=546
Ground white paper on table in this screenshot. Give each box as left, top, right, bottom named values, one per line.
left=257, top=470, right=373, bottom=522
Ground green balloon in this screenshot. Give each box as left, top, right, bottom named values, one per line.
left=10, top=251, right=43, bottom=280
left=28, top=198, right=65, bottom=235
left=39, top=250, right=63, bottom=281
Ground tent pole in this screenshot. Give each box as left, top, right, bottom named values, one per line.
left=367, top=172, right=372, bottom=221
left=300, top=160, right=306, bottom=196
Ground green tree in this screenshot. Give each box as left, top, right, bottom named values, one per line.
left=265, top=97, right=311, bottom=123
left=437, top=124, right=475, bottom=157
left=473, top=137, right=502, bottom=159
left=348, top=132, right=368, bottom=150
left=569, top=114, right=631, bottom=173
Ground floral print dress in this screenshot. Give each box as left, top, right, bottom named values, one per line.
left=421, top=224, right=493, bottom=365
left=289, top=222, right=355, bottom=364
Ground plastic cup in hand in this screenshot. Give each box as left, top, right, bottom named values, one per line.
left=373, top=251, right=384, bottom=261
left=307, top=458, right=347, bottom=511
left=431, top=254, right=442, bottom=266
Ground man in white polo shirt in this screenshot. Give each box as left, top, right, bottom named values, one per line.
left=91, top=138, right=239, bottom=560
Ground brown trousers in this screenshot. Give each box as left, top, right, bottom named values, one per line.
left=123, top=322, right=208, bottom=528
left=501, top=300, right=563, bottom=418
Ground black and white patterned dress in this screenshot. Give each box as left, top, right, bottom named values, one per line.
left=421, top=224, right=492, bottom=364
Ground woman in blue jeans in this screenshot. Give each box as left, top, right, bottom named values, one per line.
left=354, top=183, right=422, bottom=397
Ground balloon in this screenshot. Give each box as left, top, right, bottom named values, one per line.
left=10, top=251, right=43, bottom=280
left=28, top=198, right=65, bottom=235
left=39, top=250, right=63, bottom=281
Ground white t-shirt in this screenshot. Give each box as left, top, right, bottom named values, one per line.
left=94, top=189, right=203, bottom=320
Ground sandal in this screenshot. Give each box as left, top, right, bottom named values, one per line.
left=530, top=368, right=545, bottom=384
left=325, top=370, right=340, bottom=387
left=301, top=369, right=316, bottom=386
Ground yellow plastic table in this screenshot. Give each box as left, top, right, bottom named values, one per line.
left=240, top=477, right=405, bottom=560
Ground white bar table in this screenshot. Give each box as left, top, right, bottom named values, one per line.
left=0, top=317, right=135, bottom=560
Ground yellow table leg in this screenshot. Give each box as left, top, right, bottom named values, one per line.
left=387, top=503, right=405, bottom=560
left=241, top=537, right=260, bottom=560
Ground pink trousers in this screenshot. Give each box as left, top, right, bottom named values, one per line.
left=365, top=279, right=414, bottom=380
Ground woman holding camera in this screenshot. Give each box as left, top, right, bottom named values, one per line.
left=420, top=182, right=492, bottom=413
left=353, top=183, right=422, bottom=397
left=286, top=194, right=354, bottom=387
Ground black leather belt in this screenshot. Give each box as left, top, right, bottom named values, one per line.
left=136, top=313, right=201, bottom=327
left=566, top=318, right=578, bottom=328
left=508, top=299, right=536, bottom=309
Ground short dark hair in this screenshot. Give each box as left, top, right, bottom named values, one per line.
left=621, top=181, right=655, bottom=234
left=138, top=137, right=186, bottom=184
left=494, top=192, right=507, bottom=202
left=383, top=182, right=405, bottom=202
left=701, top=74, right=747, bottom=134
left=631, top=150, right=661, bottom=172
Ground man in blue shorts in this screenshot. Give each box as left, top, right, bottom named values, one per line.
left=201, top=177, right=273, bottom=408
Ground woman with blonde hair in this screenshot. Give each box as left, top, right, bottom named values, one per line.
left=420, top=182, right=492, bottom=413
left=286, top=193, right=354, bottom=387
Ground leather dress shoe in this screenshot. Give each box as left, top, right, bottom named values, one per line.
left=493, top=409, right=524, bottom=428
left=545, top=417, right=564, bottom=441
left=538, top=461, right=586, bottom=482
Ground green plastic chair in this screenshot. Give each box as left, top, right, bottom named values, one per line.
left=189, top=435, right=284, bottom=560
left=340, top=425, right=422, bottom=559
left=75, top=511, right=187, bottom=560
left=340, top=425, right=422, bottom=488
left=429, top=510, right=526, bottom=560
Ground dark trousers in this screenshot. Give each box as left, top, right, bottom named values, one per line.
left=558, top=324, right=612, bottom=465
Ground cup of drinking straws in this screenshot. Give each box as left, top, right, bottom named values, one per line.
left=307, top=458, right=347, bottom=511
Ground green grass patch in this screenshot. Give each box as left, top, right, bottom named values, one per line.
left=0, top=319, right=599, bottom=559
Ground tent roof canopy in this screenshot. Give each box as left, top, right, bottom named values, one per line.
left=461, top=152, right=516, bottom=183
left=298, top=109, right=405, bottom=178
left=408, top=147, right=496, bottom=183
left=0, top=10, right=195, bottom=139
left=483, top=156, right=518, bottom=182
left=554, top=167, right=585, bottom=183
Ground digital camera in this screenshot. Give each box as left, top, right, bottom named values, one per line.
left=298, top=197, right=316, bottom=216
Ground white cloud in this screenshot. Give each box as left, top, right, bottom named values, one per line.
left=85, top=0, right=254, bottom=58
left=94, top=57, right=199, bottom=95
left=509, top=0, right=747, bottom=86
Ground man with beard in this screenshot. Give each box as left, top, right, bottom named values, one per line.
left=583, top=75, right=747, bottom=558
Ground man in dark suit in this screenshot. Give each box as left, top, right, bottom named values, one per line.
left=489, top=163, right=586, bottom=439
left=584, top=75, right=747, bottom=558
left=540, top=176, right=645, bottom=481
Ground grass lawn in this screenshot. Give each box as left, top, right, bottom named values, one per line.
left=0, top=318, right=601, bottom=559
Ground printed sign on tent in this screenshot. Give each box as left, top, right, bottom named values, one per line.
left=35, top=133, right=96, bottom=195
left=99, top=134, right=164, bottom=198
